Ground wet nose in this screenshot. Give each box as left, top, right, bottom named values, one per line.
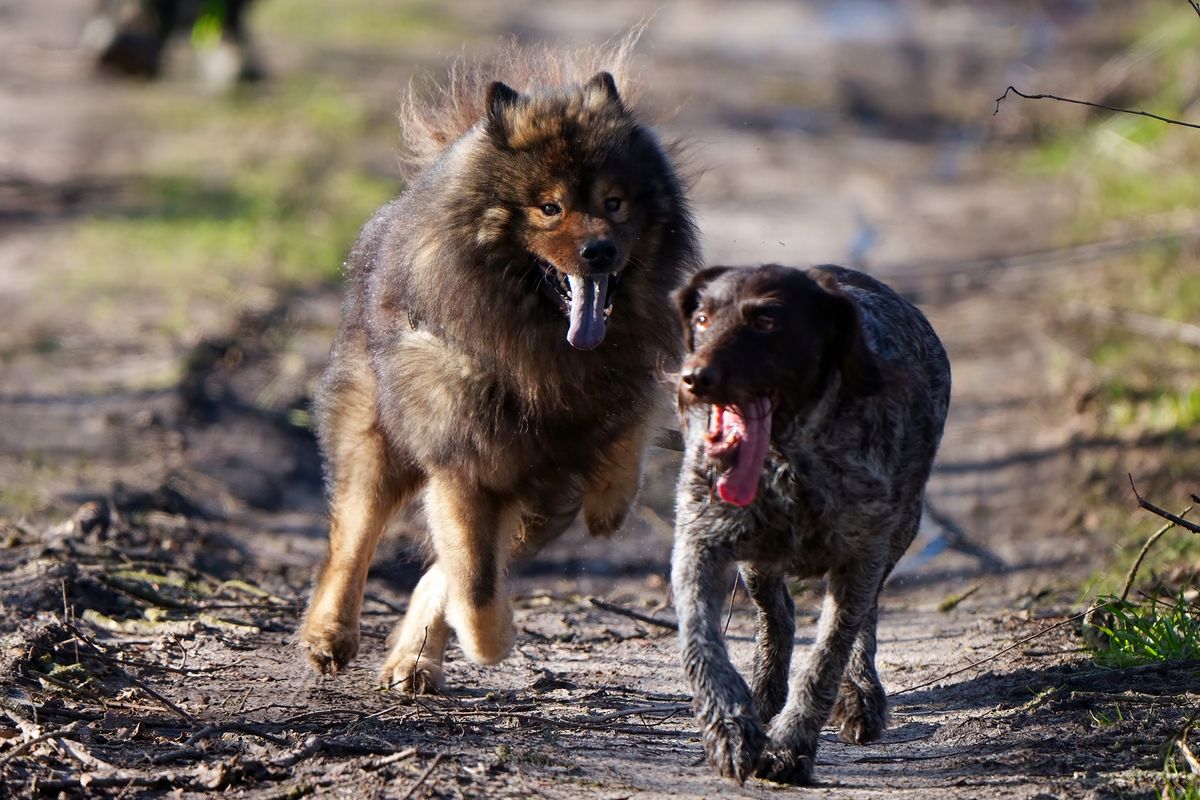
left=681, top=365, right=718, bottom=398
left=579, top=239, right=618, bottom=272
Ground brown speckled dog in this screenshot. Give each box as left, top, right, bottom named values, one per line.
left=671, top=264, right=950, bottom=784
left=298, top=44, right=699, bottom=693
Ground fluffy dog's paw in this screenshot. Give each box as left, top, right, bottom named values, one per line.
left=583, top=505, right=630, bottom=539
left=698, top=707, right=766, bottom=784
left=755, top=741, right=815, bottom=785
left=298, top=618, right=358, bottom=676
left=830, top=681, right=888, bottom=744
left=379, top=654, right=445, bottom=695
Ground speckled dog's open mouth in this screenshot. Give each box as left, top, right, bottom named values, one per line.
left=705, top=397, right=773, bottom=507
left=536, top=259, right=622, bottom=350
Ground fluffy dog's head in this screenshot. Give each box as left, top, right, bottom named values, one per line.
left=674, top=264, right=883, bottom=505
left=468, top=72, right=681, bottom=350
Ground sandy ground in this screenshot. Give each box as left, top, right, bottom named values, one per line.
left=1, top=1, right=1195, bottom=798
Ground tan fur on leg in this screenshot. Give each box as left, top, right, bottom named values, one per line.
left=425, top=473, right=517, bottom=664
left=582, top=419, right=650, bottom=538
left=299, top=374, right=420, bottom=675
left=379, top=565, right=450, bottom=693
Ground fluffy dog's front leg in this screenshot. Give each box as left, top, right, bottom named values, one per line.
left=299, top=402, right=418, bottom=676
left=379, top=565, right=450, bottom=694
left=582, top=420, right=651, bottom=538
left=673, top=534, right=765, bottom=784
left=756, top=557, right=886, bottom=785
left=424, top=473, right=517, bottom=664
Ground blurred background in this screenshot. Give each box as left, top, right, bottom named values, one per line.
left=1, top=0, right=1198, bottom=628
left=2, top=2, right=1200, bottom=796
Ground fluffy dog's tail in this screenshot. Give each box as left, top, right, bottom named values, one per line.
left=397, top=29, right=645, bottom=178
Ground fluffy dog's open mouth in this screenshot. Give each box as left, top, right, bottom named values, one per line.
left=537, top=260, right=621, bottom=350
left=705, top=397, right=773, bottom=507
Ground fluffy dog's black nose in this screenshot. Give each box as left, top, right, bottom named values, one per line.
left=580, top=239, right=618, bottom=272
left=681, top=365, right=718, bottom=397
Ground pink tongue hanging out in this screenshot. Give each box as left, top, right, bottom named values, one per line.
left=704, top=397, right=773, bottom=506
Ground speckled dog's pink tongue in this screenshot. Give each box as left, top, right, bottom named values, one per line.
left=705, top=397, right=772, bottom=507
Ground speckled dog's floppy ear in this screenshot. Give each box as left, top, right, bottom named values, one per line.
left=815, top=277, right=884, bottom=398
left=675, top=266, right=732, bottom=350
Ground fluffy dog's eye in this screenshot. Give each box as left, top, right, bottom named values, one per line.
left=540, top=203, right=562, bottom=217
left=694, top=312, right=710, bottom=331
left=604, top=197, right=623, bottom=213
left=750, top=314, right=777, bottom=333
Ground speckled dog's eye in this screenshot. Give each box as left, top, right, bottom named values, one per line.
left=694, top=312, right=710, bottom=331
left=750, top=314, right=777, bottom=333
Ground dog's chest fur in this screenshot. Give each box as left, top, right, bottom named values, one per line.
left=680, top=402, right=900, bottom=576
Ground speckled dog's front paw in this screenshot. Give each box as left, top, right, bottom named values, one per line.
left=755, top=740, right=816, bottom=785
left=831, top=680, right=888, bottom=744
left=698, top=705, right=766, bottom=784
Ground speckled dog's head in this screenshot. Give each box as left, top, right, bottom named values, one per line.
left=675, top=264, right=883, bottom=409
left=673, top=264, right=883, bottom=506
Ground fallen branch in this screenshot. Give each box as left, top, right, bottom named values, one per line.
left=185, top=721, right=288, bottom=748
left=0, top=723, right=79, bottom=769
left=580, top=704, right=691, bottom=723
left=1129, top=476, right=1200, bottom=534
left=397, top=753, right=443, bottom=800
left=63, top=620, right=193, bottom=722
left=894, top=607, right=1098, bottom=695
left=588, top=597, right=678, bottom=631
left=994, top=85, right=1200, bottom=130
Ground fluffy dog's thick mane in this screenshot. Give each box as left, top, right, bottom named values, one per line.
left=397, top=31, right=645, bottom=178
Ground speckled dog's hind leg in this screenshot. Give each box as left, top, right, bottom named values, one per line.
left=756, top=555, right=886, bottom=785
left=740, top=566, right=795, bottom=725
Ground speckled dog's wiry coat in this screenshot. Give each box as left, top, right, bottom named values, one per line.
left=671, top=264, right=950, bottom=785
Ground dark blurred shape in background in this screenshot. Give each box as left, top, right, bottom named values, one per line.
left=85, top=0, right=264, bottom=86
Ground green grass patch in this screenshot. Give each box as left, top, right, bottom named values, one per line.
left=49, top=75, right=398, bottom=333
left=253, top=0, right=467, bottom=53
left=1021, top=1, right=1200, bottom=229
left=1162, top=717, right=1200, bottom=800
left=1086, top=592, right=1200, bottom=668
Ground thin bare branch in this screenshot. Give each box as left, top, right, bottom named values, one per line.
left=894, top=607, right=1099, bottom=695
left=1129, top=476, right=1200, bottom=534
left=588, top=597, right=678, bottom=631
left=397, top=753, right=443, bottom=800
left=0, top=723, right=78, bottom=769
left=994, top=85, right=1200, bottom=130
left=1120, top=505, right=1194, bottom=602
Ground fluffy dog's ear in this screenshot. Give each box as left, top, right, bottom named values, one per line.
left=584, top=71, right=623, bottom=110
left=675, top=266, right=731, bottom=350
left=486, top=81, right=520, bottom=145
left=822, top=284, right=884, bottom=398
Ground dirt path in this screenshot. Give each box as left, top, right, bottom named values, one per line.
left=1, top=2, right=1191, bottom=798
